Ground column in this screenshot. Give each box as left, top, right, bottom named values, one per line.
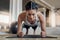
left=10, top=0, right=22, bottom=22
left=12, top=0, right=17, bottom=22
left=17, top=0, right=22, bottom=21
left=49, top=8, right=56, bottom=27
left=9, top=0, right=13, bottom=25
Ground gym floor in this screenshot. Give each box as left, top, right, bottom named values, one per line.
left=0, top=27, right=60, bottom=40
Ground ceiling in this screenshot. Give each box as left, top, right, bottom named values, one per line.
left=33, top=0, right=60, bottom=9
left=43, top=0, right=60, bottom=8
left=0, top=0, right=60, bottom=10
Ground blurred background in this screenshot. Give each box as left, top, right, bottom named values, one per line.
left=0, top=0, right=60, bottom=35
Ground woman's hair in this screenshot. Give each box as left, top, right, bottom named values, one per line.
left=25, top=1, right=38, bottom=10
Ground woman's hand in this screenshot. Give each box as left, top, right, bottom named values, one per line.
left=41, top=31, right=46, bottom=38
left=17, top=32, right=24, bottom=37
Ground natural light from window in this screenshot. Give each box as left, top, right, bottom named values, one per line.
left=0, top=11, right=9, bottom=24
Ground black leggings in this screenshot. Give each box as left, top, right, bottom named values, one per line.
left=23, top=24, right=38, bottom=30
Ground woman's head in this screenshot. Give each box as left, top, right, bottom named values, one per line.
left=25, top=1, right=38, bottom=10
left=25, top=1, right=39, bottom=22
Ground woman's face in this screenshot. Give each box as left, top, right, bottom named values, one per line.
left=26, top=9, right=37, bottom=22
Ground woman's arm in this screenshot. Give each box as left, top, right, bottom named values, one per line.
left=17, top=15, right=22, bottom=35
left=17, top=13, right=25, bottom=37
left=37, top=12, right=46, bottom=37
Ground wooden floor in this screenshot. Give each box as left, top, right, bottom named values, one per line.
left=0, top=27, right=60, bottom=40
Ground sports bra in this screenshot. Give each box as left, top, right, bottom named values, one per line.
left=24, top=13, right=39, bottom=27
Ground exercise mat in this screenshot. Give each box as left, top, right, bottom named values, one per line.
left=6, top=35, right=57, bottom=38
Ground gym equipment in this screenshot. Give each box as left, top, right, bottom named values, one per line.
left=10, top=21, right=18, bottom=34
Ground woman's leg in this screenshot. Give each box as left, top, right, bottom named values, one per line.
left=32, top=25, right=38, bottom=35
left=26, top=28, right=29, bottom=35
left=23, top=24, right=30, bottom=35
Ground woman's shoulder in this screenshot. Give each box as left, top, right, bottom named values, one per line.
left=19, top=11, right=26, bottom=17
left=37, top=11, right=44, bottom=18
left=18, top=11, right=27, bottom=21
left=37, top=11, right=42, bottom=15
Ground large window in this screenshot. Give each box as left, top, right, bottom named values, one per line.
left=0, top=0, right=10, bottom=24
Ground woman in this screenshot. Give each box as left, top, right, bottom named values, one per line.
left=17, top=1, right=46, bottom=37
